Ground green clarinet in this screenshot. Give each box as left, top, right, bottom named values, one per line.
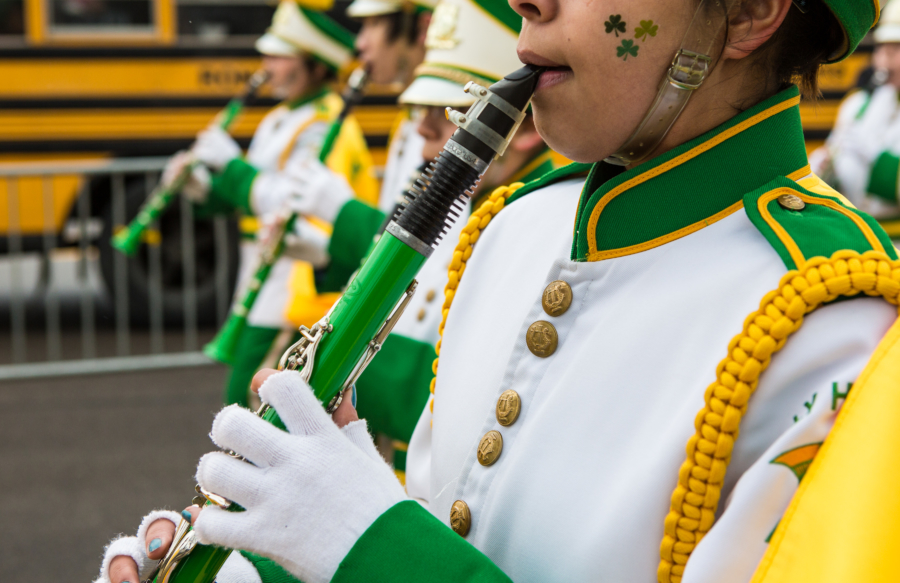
left=111, top=70, right=269, bottom=256
left=147, top=64, right=544, bottom=583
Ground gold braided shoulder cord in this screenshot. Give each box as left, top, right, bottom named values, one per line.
left=430, top=183, right=525, bottom=413
left=658, top=249, right=900, bottom=583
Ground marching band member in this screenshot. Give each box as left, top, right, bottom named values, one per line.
left=809, top=0, right=900, bottom=223
left=348, top=0, right=436, bottom=213
left=102, top=1, right=899, bottom=583
left=170, top=0, right=378, bottom=407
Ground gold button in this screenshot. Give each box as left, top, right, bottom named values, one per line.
left=526, top=321, right=558, bottom=357
left=417, top=308, right=426, bottom=321
left=450, top=500, right=471, bottom=536
left=496, top=390, right=521, bottom=426
left=542, top=280, right=573, bottom=317
left=777, top=194, right=805, bottom=211
left=426, top=289, right=436, bottom=302
left=477, top=430, right=503, bottom=466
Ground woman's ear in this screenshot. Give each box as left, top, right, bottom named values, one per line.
left=723, top=0, right=793, bottom=60
left=510, top=117, right=545, bottom=152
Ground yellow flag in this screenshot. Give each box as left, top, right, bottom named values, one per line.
left=752, top=314, right=900, bottom=582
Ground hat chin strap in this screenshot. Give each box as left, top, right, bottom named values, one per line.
left=605, top=0, right=738, bottom=167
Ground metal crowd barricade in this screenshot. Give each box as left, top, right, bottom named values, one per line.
left=0, top=157, right=232, bottom=380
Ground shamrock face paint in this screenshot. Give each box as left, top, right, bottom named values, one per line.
left=605, top=15, right=626, bottom=37
left=605, top=14, right=660, bottom=61
left=618, top=39, right=639, bottom=60
left=635, top=20, right=659, bottom=41
left=518, top=0, right=692, bottom=163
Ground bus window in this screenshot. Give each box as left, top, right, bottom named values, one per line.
left=49, top=0, right=152, bottom=31
left=0, top=0, right=25, bottom=37
left=26, top=0, right=175, bottom=43
left=177, top=0, right=275, bottom=45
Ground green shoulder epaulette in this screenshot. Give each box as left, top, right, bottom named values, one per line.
left=744, top=175, right=898, bottom=271
left=505, top=161, right=592, bottom=206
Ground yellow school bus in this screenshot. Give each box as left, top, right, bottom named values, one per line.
left=0, top=0, right=396, bottom=323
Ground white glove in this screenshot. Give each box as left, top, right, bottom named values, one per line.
left=95, top=510, right=261, bottom=583
left=162, top=151, right=211, bottom=203
left=251, top=156, right=355, bottom=224
left=194, top=371, right=406, bottom=583
left=192, top=126, right=241, bottom=172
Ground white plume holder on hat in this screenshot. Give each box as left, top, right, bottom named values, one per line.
left=399, top=0, right=522, bottom=107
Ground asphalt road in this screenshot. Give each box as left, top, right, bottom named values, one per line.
left=0, top=364, right=229, bottom=583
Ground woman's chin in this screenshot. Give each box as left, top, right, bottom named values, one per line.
left=533, top=114, right=613, bottom=164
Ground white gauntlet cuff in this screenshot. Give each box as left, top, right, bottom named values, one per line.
left=96, top=535, right=147, bottom=583
left=219, top=552, right=263, bottom=583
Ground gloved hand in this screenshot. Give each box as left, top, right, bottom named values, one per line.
left=95, top=510, right=262, bottom=583
left=162, top=151, right=211, bottom=203
left=194, top=371, right=407, bottom=583
left=192, top=126, right=242, bottom=172
left=251, top=156, right=354, bottom=224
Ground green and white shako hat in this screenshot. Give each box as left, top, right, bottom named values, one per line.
left=256, top=0, right=355, bottom=70
left=874, top=0, right=900, bottom=43
left=399, top=0, right=521, bottom=107
left=820, top=0, right=881, bottom=61
left=346, top=0, right=438, bottom=19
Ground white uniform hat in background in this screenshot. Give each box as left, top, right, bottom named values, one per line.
left=399, top=0, right=522, bottom=107
left=346, top=0, right=438, bottom=18
left=875, top=0, right=900, bottom=43
left=256, top=0, right=356, bottom=70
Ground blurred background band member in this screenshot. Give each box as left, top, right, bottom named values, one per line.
left=810, top=0, right=900, bottom=221
left=166, top=0, right=377, bottom=407
left=314, top=0, right=561, bottom=482
left=349, top=0, right=436, bottom=213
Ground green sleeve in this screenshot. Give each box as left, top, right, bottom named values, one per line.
left=195, top=158, right=259, bottom=217
left=354, top=333, right=434, bottom=455
left=240, top=551, right=305, bottom=583
left=332, top=501, right=512, bottom=583
left=867, top=151, right=900, bottom=204
left=319, top=199, right=386, bottom=292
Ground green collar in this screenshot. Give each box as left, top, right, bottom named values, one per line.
left=573, top=85, right=810, bottom=262
left=285, top=86, right=332, bottom=110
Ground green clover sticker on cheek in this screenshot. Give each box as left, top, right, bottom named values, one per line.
left=604, top=14, right=626, bottom=37
left=617, top=39, right=639, bottom=60
left=635, top=20, right=659, bottom=41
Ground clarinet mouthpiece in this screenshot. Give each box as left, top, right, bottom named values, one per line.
left=386, top=64, right=545, bottom=255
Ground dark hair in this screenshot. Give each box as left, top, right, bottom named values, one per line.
left=303, top=55, right=338, bottom=84
left=731, top=0, right=844, bottom=100
left=755, top=1, right=844, bottom=98
left=381, top=9, right=427, bottom=44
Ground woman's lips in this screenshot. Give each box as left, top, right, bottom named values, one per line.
left=536, top=67, right=573, bottom=91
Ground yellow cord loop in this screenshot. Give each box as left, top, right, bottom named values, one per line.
left=429, top=183, right=525, bottom=413
left=659, top=249, right=900, bottom=583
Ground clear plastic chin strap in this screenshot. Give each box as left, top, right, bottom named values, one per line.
left=605, top=0, right=739, bottom=167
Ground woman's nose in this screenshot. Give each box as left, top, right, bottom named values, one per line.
left=509, top=0, right=558, bottom=23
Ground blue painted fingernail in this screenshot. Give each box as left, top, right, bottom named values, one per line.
left=181, top=510, right=193, bottom=522
left=351, top=384, right=357, bottom=408
left=148, top=538, right=162, bottom=552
